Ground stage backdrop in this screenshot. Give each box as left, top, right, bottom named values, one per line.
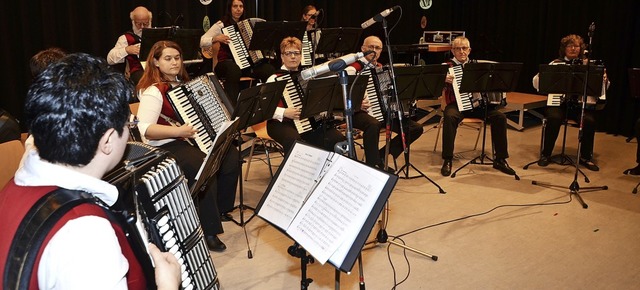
left=1, top=0, right=639, bottom=136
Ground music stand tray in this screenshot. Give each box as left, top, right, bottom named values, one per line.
left=303, top=75, right=368, bottom=119
left=141, top=27, right=202, bottom=61
left=191, top=118, right=239, bottom=195
left=249, top=21, right=308, bottom=52
left=233, top=80, right=287, bottom=130
left=314, top=27, right=363, bottom=55
left=537, top=64, right=604, bottom=96
left=394, top=64, right=449, bottom=101
left=460, top=62, right=523, bottom=93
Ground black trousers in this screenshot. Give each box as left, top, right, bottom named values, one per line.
left=214, top=60, right=275, bottom=106
left=442, top=103, right=509, bottom=160
left=383, top=115, right=424, bottom=160
left=542, top=103, right=596, bottom=160
left=160, top=140, right=238, bottom=237
left=267, top=119, right=346, bottom=155
left=352, top=111, right=383, bottom=166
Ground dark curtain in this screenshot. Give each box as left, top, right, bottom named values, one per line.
left=2, top=0, right=639, bottom=136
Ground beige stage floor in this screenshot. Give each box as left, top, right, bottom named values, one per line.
left=210, top=116, right=640, bottom=289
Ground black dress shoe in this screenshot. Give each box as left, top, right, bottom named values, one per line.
left=493, top=158, right=516, bottom=175
left=579, top=158, right=600, bottom=171
left=206, top=235, right=227, bottom=252
left=624, top=164, right=640, bottom=175
left=220, top=213, right=234, bottom=222
left=441, top=159, right=452, bottom=177
left=537, top=155, right=551, bottom=167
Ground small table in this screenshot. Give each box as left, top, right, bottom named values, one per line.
left=501, top=92, right=548, bottom=131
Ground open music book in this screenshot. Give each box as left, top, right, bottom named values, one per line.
left=256, top=141, right=397, bottom=272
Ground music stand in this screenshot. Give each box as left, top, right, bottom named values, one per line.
left=299, top=75, right=364, bottom=119
left=392, top=65, right=448, bottom=191
left=449, top=62, right=522, bottom=180
left=191, top=119, right=239, bottom=196
left=532, top=63, right=607, bottom=208
left=249, top=21, right=307, bottom=52
left=314, top=27, right=363, bottom=55
left=364, top=18, right=439, bottom=268
left=225, top=81, right=285, bottom=258
left=140, top=27, right=202, bottom=61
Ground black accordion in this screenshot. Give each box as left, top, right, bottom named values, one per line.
left=104, top=142, right=220, bottom=290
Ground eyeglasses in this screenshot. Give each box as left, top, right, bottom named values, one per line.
left=452, top=46, right=470, bottom=51
left=133, top=21, right=150, bottom=27
left=283, top=51, right=302, bottom=57
left=365, top=45, right=383, bottom=51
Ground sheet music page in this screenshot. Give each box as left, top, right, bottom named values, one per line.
left=287, top=155, right=389, bottom=264
left=257, top=143, right=330, bottom=230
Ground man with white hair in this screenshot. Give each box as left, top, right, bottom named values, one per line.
left=107, top=6, right=152, bottom=86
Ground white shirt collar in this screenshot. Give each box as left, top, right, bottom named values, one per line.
left=14, top=149, right=119, bottom=206
left=452, top=58, right=468, bottom=66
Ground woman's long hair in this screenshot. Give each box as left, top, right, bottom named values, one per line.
left=221, top=0, right=245, bottom=26
left=136, top=40, right=190, bottom=92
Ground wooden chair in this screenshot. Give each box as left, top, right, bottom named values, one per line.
left=129, top=102, right=139, bottom=115
left=0, top=140, right=25, bottom=188
left=243, top=121, right=283, bottom=181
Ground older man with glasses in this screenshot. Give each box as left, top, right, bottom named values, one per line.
left=440, top=36, right=515, bottom=177
left=107, top=6, right=152, bottom=86
left=345, top=36, right=424, bottom=172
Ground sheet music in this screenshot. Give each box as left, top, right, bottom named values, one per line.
left=257, top=143, right=330, bottom=230
left=287, top=151, right=388, bottom=265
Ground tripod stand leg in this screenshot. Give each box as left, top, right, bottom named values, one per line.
left=451, top=154, right=484, bottom=178
left=357, top=254, right=365, bottom=290
left=387, top=239, right=438, bottom=261
left=230, top=133, right=256, bottom=258
left=397, top=162, right=446, bottom=193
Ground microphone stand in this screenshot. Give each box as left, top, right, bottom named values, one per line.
left=380, top=23, right=443, bottom=192
left=333, top=69, right=364, bottom=290
left=368, top=17, right=439, bottom=262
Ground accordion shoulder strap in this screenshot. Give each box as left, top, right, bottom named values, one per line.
left=3, top=188, right=100, bottom=290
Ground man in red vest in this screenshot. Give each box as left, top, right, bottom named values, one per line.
left=0, top=53, right=180, bottom=289
left=107, top=6, right=152, bottom=86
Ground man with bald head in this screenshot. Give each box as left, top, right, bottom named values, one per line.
left=107, top=6, right=152, bottom=86
left=347, top=35, right=424, bottom=171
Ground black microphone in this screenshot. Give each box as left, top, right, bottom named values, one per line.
left=301, top=52, right=365, bottom=80
left=361, top=6, right=400, bottom=29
